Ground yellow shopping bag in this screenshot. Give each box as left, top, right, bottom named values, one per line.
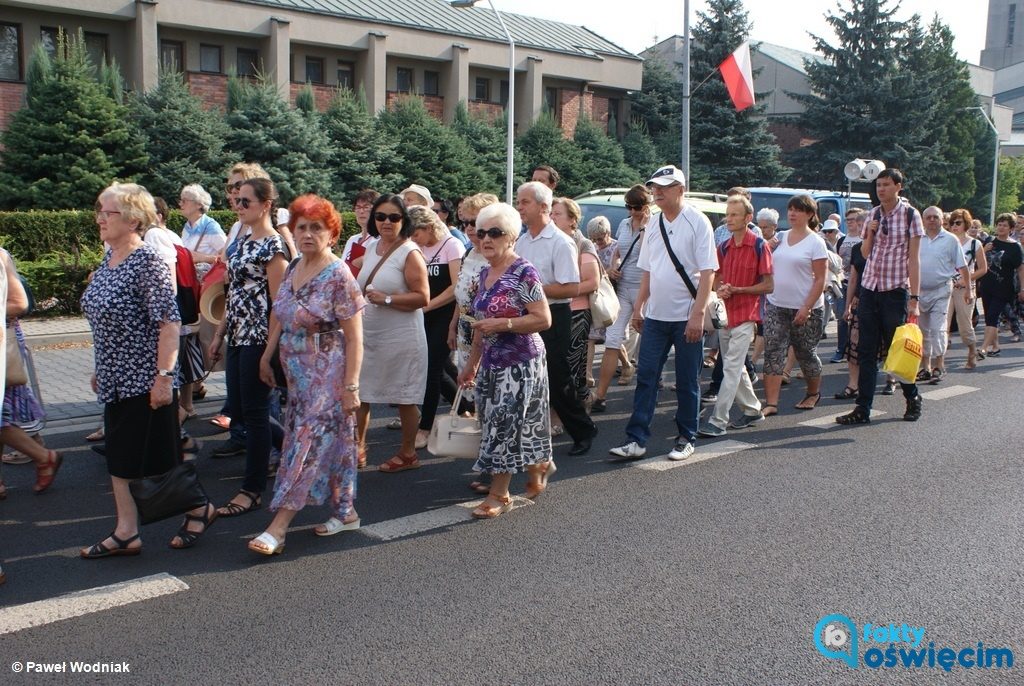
left=883, top=322, right=923, bottom=384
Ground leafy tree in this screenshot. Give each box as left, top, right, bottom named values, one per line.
left=129, top=70, right=231, bottom=207
left=0, top=31, right=147, bottom=210
left=223, top=76, right=332, bottom=204
left=630, top=57, right=684, bottom=165
left=996, top=156, right=1024, bottom=216
left=689, top=0, right=789, bottom=190
left=375, top=95, right=488, bottom=198
left=572, top=116, right=639, bottom=190
left=621, top=120, right=660, bottom=178
left=516, top=113, right=588, bottom=197
left=451, top=102, right=505, bottom=196
left=321, top=88, right=401, bottom=201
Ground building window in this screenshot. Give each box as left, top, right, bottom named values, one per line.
left=0, top=23, right=21, bottom=81
left=83, top=31, right=107, bottom=67
left=423, top=70, right=439, bottom=96
left=607, top=97, right=621, bottom=136
left=199, top=44, right=221, bottom=74
left=337, top=60, right=354, bottom=89
left=160, top=40, right=183, bottom=73
left=305, top=56, right=324, bottom=84
left=499, top=79, right=509, bottom=107
left=545, top=87, right=559, bottom=115
left=237, top=48, right=259, bottom=77
left=396, top=67, right=413, bottom=92
left=475, top=77, right=490, bottom=102
left=1010, top=4, right=1018, bottom=47
left=40, top=26, right=60, bottom=59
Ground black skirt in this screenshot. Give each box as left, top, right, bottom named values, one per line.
left=104, top=392, right=180, bottom=479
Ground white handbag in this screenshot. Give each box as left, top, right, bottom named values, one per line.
left=427, top=387, right=482, bottom=459
left=590, top=259, right=620, bottom=328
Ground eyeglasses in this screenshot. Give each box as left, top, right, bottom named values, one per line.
left=880, top=218, right=889, bottom=236
left=461, top=218, right=477, bottom=228
left=236, top=197, right=253, bottom=209
left=374, top=212, right=402, bottom=224
left=225, top=180, right=244, bottom=193
left=353, top=203, right=373, bottom=211
left=95, top=210, right=122, bottom=220
left=476, top=227, right=505, bottom=239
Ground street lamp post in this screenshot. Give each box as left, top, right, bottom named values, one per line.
left=965, top=106, right=1000, bottom=226
left=452, top=0, right=515, bottom=203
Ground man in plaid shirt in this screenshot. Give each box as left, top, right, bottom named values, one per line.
left=836, top=168, right=924, bottom=425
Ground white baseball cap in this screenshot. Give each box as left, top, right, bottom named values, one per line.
left=646, top=165, right=686, bottom=187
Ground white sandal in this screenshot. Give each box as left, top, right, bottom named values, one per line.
left=248, top=531, right=285, bottom=555
left=314, top=516, right=361, bottom=537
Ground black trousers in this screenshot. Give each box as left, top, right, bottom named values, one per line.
left=540, top=303, right=596, bottom=443
left=855, top=287, right=918, bottom=411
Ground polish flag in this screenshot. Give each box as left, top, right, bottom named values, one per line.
left=718, top=42, right=755, bottom=111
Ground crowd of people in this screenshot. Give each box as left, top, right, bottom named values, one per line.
left=2, top=159, right=1023, bottom=580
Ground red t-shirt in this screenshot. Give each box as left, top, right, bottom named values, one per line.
left=717, top=229, right=773, bottom=325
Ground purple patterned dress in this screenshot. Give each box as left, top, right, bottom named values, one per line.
left=471, top=258, right=551, bottom=474
left=269, top=260, right=365, bottom=518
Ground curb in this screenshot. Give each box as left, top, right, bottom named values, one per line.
left=28, top=333, right=93, bottom=347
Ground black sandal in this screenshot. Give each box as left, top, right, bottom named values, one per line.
left=217, top=490, right=261, bottom=518
left=795, top=392, right=821, bottom=410
left=833, top=386, right=858, bottom=400
left=81, top=532, right=142, bottom=559
left=170, top=503, right=217, bottom=549
left=835, top=408, right=871, bottom=425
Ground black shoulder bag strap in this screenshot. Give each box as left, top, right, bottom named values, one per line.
left=659, top=213, right=697, bottom=298
left=619, top=228, right=644, bottom=267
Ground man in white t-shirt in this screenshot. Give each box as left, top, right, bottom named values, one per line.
left=609, top=165, right=718, bottom=462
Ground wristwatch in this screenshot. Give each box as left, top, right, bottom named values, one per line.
left=909, top=295, right=920, bottom=301
left=156, top=368, right=175, bottom=378
left=384, top=295, right=392, bottom=306
left=507, top=318, right=513, bottom=330
left=344, top=384, right=359, bottom=392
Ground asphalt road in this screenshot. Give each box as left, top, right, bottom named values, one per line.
left=1, top=344, right=1023, bottom=685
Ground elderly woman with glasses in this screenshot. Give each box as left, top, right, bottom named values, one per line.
left=591, top=184, right=648, bottom=413
left=178, top=184, right=226, bottom=281
left=80, top=183, right=215, bottom=557
left=457, top=203, right=554, bottom=518
left=355, top=194, right=430, bottom=473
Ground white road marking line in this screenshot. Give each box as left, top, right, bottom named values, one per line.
left=0, top=573, right=188, bottom=636
left=918, top=384, right=978, bottom=401
left=799, top=409, right=886, bottom=429
left=360, top=497, right=534, bottom=541
left=1000, top=368, right=1024, bottom=379
left=634, top=439, right=756, bottom=472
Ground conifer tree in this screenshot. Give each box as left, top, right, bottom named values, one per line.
left=630, top=57, right=684, bottom=165
left=129, top=70, right=231, bottom=207
left=621, top=120, right=661, bottom=178
left=321, top=88, right=401, bottom=200
left=572, top=116, right=640, bottom=190
left=451, top=102, right=505, bottom=196
left=0, top=32, right=148, bottom=209
left=516, top=113, right=587, bottom=197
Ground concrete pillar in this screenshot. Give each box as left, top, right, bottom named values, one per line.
left=519, top=55, right=543, bottom=130
left=266, top=16, right=291, bottom=100
left=361, top=31, right=387, bottom=114
left=132, top=0, right=158, bottom=92
left=444, top=43, right=470, bottom=123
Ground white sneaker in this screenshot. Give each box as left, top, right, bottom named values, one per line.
left=609, top=441, right=647, bottom=459
left=667, top=440, right=695, bottom=461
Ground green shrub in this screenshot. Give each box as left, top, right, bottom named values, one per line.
left=0, top=210, right=103, bottom=262
left=18, top=246, right=105, bottom=315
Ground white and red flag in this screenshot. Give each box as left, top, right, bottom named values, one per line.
left=718, top=42, right=755, bottom=111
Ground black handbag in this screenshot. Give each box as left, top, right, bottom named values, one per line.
left=129, top=415, right=210, bottom=525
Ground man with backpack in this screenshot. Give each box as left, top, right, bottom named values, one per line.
left=698, top=195, right=774, bottom=437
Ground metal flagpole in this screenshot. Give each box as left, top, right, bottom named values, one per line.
left=681, top=0, right=690, bottom=179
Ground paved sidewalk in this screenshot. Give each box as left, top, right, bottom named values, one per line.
left=23, top=316, right=226, bottom=421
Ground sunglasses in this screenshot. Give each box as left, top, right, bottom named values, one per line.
left=461, top=218, right=477, bottom=228
left=626, top=204, right=644, bottom=211
left=952, top=219, right=964, bottom=225
left=225, top=180, right=244, bottom=193
left=476, top=227, right=505, bottom=239
left=374, top=212, right=403, bottom=224
left=236, top=197, right=254, bottom=209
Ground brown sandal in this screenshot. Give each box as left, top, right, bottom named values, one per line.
left=378, top=452, right=421, bottom=473
left=33, top=451, right=63, bottom=494
left=795, top=392, right=821, bottom=410
left=472, top=493, right=513, bottom=519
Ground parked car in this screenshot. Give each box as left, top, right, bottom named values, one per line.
left=747, top=187, right=873, bottom=233
left=575, top=188, right=728, bottom=234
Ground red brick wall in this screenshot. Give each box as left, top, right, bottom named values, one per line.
left=386, top=92, right=445, bottom=122
left=468, top=101, right=504, bottom=123
left=767, top=121, right=811, bottom=154
left=559, top=89, right=580, bottom=139
left=592, top=95, right=610, bottom=133
left=290, top=82, right=335, bottom=111
left=0, top=82, right=27, bottom=134
left=186, top=72, right=230, bottom=111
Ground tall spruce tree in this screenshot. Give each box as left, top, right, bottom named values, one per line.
left=621, top=120, right=660, bottom=177
left=689, top=0, right=789, bottom=190
left=375, top=96, right=488, bottom=198
left=572, top=116, right=639, bottom=190
left=516, top=113, right=588, bottom=197
left=223, top=76, right=332, bottom=204
left=129, top=70, right=231, bottom=207
left=451, top=102, right=505, bottom=196
left=0, top=32, right=147, bottom=209
left=321, top=88, right=400, bottom=201
left=630, top=57, right=684, bottom=165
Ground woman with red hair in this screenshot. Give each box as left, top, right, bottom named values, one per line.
left=249, top=194, right=366, bottom=555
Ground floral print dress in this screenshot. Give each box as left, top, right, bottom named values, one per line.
left=269, top=260, right=366, bottom=518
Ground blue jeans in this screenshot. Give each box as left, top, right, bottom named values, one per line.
left=225, top=344, right=283, bottom=494
left=625, top=318, right=704, bottom=447
left=855, top=287, right=918, bottom=411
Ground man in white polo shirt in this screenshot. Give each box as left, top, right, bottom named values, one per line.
left=609, top=165, right=717, bottom=462
left=516, top=181, right=597, bottom=455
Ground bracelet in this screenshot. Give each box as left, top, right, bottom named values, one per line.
left=507, top=318, right=513, bottom=330
left=344, top=384, right=359, bottom=392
